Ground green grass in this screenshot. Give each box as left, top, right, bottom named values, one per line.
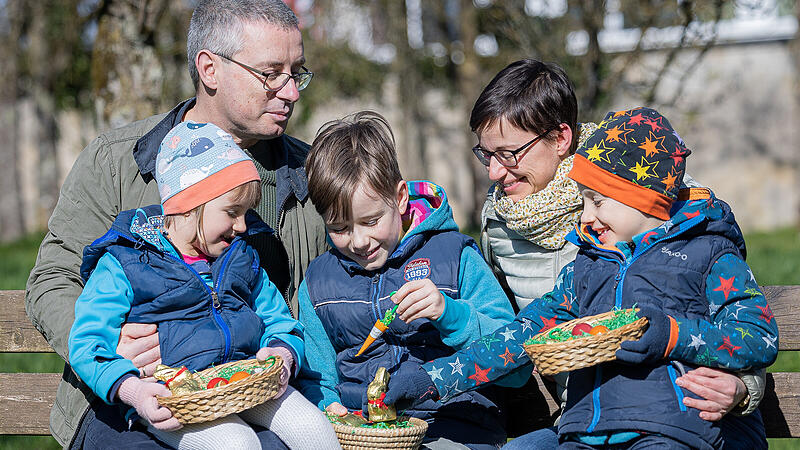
left=2, top=228, right=800, bottom=448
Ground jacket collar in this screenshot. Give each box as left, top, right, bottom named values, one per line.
left=132, top=98, right=310, bottom=210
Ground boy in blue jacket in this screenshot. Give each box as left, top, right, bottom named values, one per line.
left=296, top=111, right=520, bottom=448
left=68, top=122, right=339, bottom=449
left=382, top=108, right=778, bottom=449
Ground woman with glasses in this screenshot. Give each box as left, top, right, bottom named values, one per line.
left=468, top=60, right=766, bottom=449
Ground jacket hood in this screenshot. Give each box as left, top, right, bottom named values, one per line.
left=400, top=180, right=458, bottom=240
left=569, top=187, right=746, bottom=258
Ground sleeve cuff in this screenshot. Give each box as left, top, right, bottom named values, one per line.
left=664, top=316, right=679, bottom=358
left=267, top=339, right=299, bottom=376
left=433, top=294, right=469, bottom=335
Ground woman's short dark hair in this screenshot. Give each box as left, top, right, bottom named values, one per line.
left=469, top=59, right=579, bottom=151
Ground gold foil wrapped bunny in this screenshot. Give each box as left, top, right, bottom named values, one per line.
left=366, top=367, right=396, bottom=422
left=153, top=364, right=204, bottom=395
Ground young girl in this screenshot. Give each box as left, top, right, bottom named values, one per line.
left=68, top=121, right=340, bottom=450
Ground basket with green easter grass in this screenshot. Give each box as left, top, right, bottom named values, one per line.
left=523, top=308, right=648, bottom=376
left=153, top=356, right=283, bottom=424
left=326, top=367, right=428, bottom=449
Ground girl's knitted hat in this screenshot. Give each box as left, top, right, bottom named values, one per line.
left=568, top=107, right=691, bottom=220
left=155, top=121, right=260, bottom=214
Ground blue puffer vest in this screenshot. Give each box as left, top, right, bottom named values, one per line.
left=306, top=230, right=506, bottom=444
left=559, top=197, right=747, bottom=450
left=80, top=205, right=268, bottom=372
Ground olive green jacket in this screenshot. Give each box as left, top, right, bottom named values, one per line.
left=25, top=99, right=328, bottom=447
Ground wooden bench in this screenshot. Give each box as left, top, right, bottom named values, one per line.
left=1, top=287, right=799, bottom=438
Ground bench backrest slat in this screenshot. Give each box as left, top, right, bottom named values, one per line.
left=0, top=290, right=51, bottom=352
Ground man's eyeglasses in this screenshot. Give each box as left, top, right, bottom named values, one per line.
left=217, top=53, right=313, bottom=92
left=472, top=126, right=559, bottom=167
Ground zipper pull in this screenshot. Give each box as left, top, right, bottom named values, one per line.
left=212, top=291, right=221, bottom=310
left=614, top=272, right=622, bottom=290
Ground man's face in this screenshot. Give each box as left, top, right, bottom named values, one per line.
left=215, top=21, right=305, bottom=147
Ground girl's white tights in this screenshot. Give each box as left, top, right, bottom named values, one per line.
left=147, top=385, right=341, bottom=449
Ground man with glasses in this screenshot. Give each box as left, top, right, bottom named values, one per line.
left=26, top=1, right=328, bottom=448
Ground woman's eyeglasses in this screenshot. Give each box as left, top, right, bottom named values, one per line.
left=472, top=126, right=558, bottom=167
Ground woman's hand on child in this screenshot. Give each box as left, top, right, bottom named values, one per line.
left=675, top=367, right=747, bottom=421
left=325, top=402, right=348, bottom=416
left=256, top=346, right=294, bottom=398
left=117, top=377, right=181, bottom=431
left=393, top=279, right=446, bottom=322
left=616, top=306, right=673, bottom=365
left=118, top=323, right=161, bottom=379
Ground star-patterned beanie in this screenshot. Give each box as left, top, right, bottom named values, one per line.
left=568, top=107, right=691, bottom=220
left=155, top=121, right=260, bottom=214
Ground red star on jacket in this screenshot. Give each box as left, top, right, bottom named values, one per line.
left=717, top=335, right=742, bottom=357
left=468, top=363, right=492, bottom=385
left=683, top=210, right=701, bottom=220
left=641, top=231, right=658, bottom=245
left=499, top=348, right=515, bottom=366
left=539, top=316, right=557, bottom=332
left=757, top=304, right=774, bottom=324
left=713, top=276, right=739, bottom=301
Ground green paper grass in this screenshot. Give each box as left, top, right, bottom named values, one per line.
left=524, top=308, right=640, bottom=345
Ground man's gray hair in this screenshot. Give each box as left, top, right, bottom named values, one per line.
left=187, top=0, right=299, bottom=88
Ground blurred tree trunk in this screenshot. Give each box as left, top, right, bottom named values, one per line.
left=0, top=1, right=24, bottom=241
left=457, top=0, right=485, bottom=228
left=92, top=0, right=170, bottom=129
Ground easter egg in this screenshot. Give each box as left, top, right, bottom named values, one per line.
left=206, top=377, right=229, bottom=389
left=588, top=325, right=609, bottom=335
left=572, top=323, right=593, bottom=336
left=228, top=371, right=251, bottom=383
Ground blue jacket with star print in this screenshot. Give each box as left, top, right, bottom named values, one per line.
left=421, top=188, right=778, bottom=450
left=296, top=181, right=519, bottom=447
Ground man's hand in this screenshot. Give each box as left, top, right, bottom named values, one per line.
left=118, top=323, right=161, bottom=378
left=676, top=367, right=747, bottom=421
left=394, top=279, right=446, bottom=322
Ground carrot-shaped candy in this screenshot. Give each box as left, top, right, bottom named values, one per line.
left=356, top=293, right=398, bottom=357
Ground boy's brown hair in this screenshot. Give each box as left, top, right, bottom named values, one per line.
left=306, top=111, right=403, bottom=222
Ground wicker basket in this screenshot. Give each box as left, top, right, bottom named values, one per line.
left=333, top=417, right=428, bottom=450
left=523, top=309, right=648, bottom=376
left=157, top=357, right=283, bottom=424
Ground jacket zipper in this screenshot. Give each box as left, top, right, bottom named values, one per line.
left=584, top=220, right=701, bottom=432
left=276, top=207, right=294, bottom=317
left=164, top=240, right=241, bottom=364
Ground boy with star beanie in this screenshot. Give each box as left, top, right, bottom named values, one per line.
left=380, top=107, right=777, bottom=449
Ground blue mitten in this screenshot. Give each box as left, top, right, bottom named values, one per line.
left=362, top=363, right=439, bottom=415
left=616, top=306, right=674, bottom=365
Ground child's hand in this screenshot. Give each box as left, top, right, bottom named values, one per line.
left=256, top=346, right=293, bottom=398
left=325, top=402, right=348, bottom=416
left=675, top=367, right=747, bottom=421
left=117, top=377, right=181, bottom=431
left=393, top=279, right=446, bottom=322
left=362, top=363, right=438, bottom=415
left=615, top=306, right=673, bottom=365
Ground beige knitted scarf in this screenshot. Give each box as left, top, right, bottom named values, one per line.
left=490, top=123, right=597, bottom=250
